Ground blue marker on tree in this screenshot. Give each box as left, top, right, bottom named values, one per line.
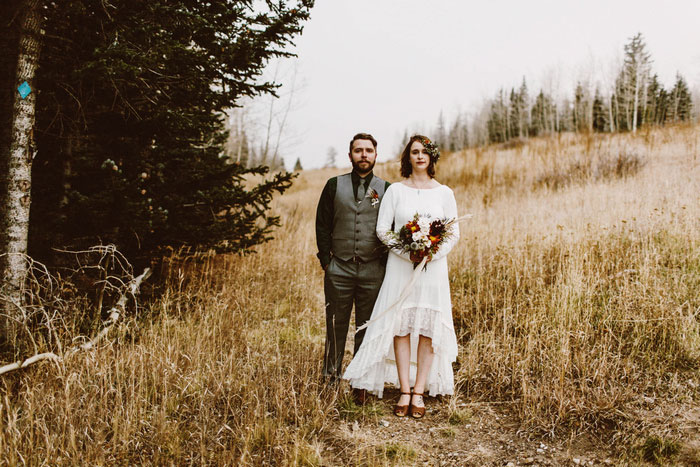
left=17, top=81, right=32, bottom=99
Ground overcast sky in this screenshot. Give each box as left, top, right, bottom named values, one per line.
left=265, top=0, right=700, bottom=170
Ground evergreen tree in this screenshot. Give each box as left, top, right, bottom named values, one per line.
left=508, top=88, right=519, bottom=138
left=668, top=73, right=693, bottom=123
left=487, top=89, right=508, bottom=144
left=645, top=74, right=663, bottom=125
left=573, top=82, right=591, bottom=132
left=517, top=78, right=530, bottom=138
left=460, top=117, right=470, bottom=149
left=612, top=73, right=628, bottom=132
left=592, top=88, right=609, bottom=133
left=293, top=157, right=303, bottom=172
left=619, top=33, right=652, bottom=132
left=27, top=0, right=314, bottom=264
left=656, top=87, right=670, bottom=125
left=530, top=90, right=554, bottom=137
left=266, top=152, right=286, bottom=172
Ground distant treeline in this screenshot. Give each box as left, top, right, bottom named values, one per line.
left=418, top=33, right=696, bottom=152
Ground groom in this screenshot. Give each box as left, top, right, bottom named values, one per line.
left=315, top=132, right=390, bottom=403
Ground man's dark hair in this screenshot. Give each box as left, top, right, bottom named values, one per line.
left=348, top=132, right=378, bottom=154
left=400, top=134, right=437, bottom=178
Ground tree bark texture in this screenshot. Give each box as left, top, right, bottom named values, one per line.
left=0, top=2, right=22, bottom=259
left=1, top=0, right=44, bottom=340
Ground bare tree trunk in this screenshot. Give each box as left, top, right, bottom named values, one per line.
left=0, top=0, right=44, bottom=342
left=608, top=95, right=615, bottom=133
left=587, top=90, right=594, bottom=132
left=641, top=79, right=648, bottom=128
left=271, top=64, right=297, bottom=166
left=632, top=69, right=640, bottom=134
left=0, top=2, right=22, bottom=275
left=235, top=131, right=242, bottom=164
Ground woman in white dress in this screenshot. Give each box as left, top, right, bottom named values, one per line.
left=343, top=135, right=459, bottom=418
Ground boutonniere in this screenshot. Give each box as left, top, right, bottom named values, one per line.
left=365, top=187, right=380, bottom=207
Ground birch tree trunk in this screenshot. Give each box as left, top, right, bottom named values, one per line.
left=632, top=68, right=640, bottom=134
left=0, top=3, right=21, bottom=264
left=608, top=95, right=615, bottom=133
left=0, top=0, right=44, bottom=341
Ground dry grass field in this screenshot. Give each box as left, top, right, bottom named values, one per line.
left=1, top=125, right=699, bottom=465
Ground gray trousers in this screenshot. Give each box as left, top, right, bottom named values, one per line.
left=323, top=256, right=386, bottom=381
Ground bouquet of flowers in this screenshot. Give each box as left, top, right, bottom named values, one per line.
left=386, top=213, right=457, bottom=269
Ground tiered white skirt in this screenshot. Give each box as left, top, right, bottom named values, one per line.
left=343, top=252, right=458, bottom=398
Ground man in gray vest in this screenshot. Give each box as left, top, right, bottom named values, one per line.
left=315, top=132, right=390, bottom=403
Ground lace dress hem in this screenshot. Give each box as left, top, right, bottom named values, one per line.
left=343, top=305, right=457, bottom=398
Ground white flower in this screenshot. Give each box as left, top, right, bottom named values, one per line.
left=412, top=231, right=427, bottom=242
left=417, top=218, right=431, bottom=232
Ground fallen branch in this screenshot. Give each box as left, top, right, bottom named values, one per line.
left=69, top=267, right=152, bottom=354
left=0, top=352, right=60, bottom=376
left=1, top=267, right=152, bottom=375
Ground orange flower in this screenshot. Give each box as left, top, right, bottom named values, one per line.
left=429, top=235, right=440, bottom=244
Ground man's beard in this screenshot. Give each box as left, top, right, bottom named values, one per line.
left=351, top=159, right=375, bottom=173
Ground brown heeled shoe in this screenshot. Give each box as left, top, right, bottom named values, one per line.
left=410, top=392, right=426, bottom=419
left=393, top=391, right=412, bottom=417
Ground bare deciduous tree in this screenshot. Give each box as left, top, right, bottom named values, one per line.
left=224, top=59, right=304, bottom=171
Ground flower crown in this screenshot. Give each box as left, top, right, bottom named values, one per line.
left=417, top=136, right=440, bottom=162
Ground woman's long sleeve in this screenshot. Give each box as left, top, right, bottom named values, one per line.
left=431, top=188, right=460, bottom=261
left=376, top=186, right=413, bottom=262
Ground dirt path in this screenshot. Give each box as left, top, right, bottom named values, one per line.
left=325, top=387, right=700, bottom=466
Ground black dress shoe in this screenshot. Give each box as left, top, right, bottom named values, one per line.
left=352, top=388, right=369, bottom=406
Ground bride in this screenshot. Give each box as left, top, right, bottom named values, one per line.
left=343, top=135, right=460, bottom=419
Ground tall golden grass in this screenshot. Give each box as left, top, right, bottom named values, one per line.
left=1, top=125, right=699, bottom=464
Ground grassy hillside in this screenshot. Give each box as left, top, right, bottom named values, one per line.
left=1, top=125, right=699, bottom=465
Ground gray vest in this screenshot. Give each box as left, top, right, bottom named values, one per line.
left=331, top=173, right=388, bottom=262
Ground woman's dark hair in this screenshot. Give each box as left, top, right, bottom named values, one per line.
left=400, top=134, right=437, bottom=178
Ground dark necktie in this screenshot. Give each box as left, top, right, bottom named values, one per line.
left=357, top=179, right=367, bottom=202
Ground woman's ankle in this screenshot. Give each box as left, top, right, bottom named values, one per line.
left=411, top=392, right=425, bottom=406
